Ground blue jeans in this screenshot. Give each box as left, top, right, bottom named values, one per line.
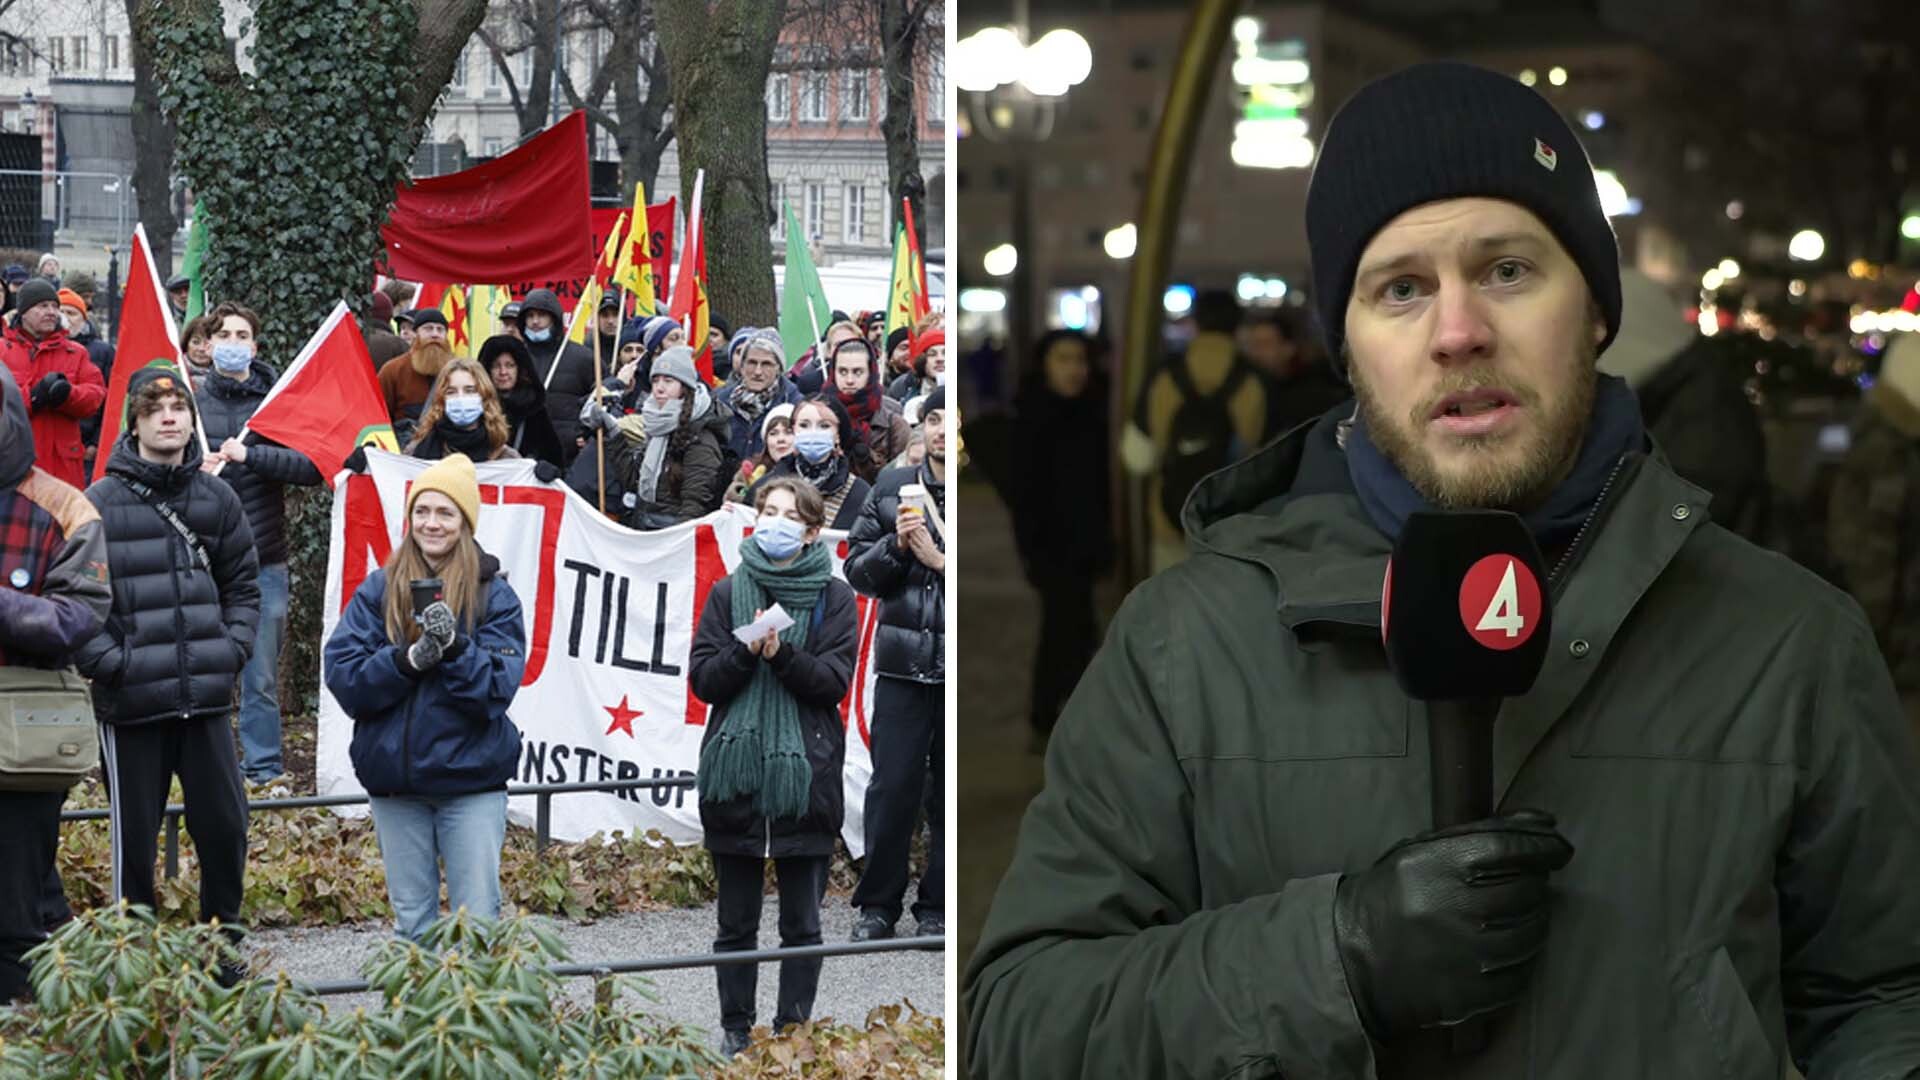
left=368, top=790, right=507, bottom=941
left=238, top=562, right=289, bottom=781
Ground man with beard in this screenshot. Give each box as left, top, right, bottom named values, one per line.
left=518, top=288, right=595, bottom=463
left=713, top=329, right=801, bottom=462
left=377, top=308, right=454, bottom=445
left=965, top=62, right=1920, bottom=1078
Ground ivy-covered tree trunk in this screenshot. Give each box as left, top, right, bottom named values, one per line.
left=124, top=0, right=176, bottom=274
left=134, top=0, right=487, bottom=717
left=655, top=0, right=782, bottom=329
left=881, top=0, right=933, bottom=254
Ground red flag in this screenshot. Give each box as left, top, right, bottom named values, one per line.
left=902, top=197, right=931, bottom=322
left=93, top=224, right=185, bottom=483
left=243, top=302, right=399, bottom=469
left=383, top=111, right=593, bottom=284
left=645, top=198, right=677, bottom=302
left=669, top=174, right=712, bottom=381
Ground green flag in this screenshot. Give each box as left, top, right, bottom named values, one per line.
left=181, top=200, right=208, bottom=322
left=777, top=199, right=832, bottom=371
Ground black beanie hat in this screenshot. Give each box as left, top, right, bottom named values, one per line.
left=410, top=308, right=449, bottom=330
left=1306, top=62, right=1620, bottom=377
left=14, top=279, right=58, bottom=316
left=884, top=327, right=910, bottom=357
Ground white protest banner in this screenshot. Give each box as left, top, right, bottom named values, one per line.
left=316, top=450, right=884, bottom=851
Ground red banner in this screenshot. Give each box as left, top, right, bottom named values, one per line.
left=508, top=201, right=675, bottom=308
left=383, top=111, right=593, bottom=285
left=93, top=224, right=184, bottom=483
left=244, top=303, right=398, bottom=469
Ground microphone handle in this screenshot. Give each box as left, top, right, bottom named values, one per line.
left=1428, top=698, right=1500, bottom=1057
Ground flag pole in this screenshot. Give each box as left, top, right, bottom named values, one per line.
left=593, top=298, right=606, bottom=517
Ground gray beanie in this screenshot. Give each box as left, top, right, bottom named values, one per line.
left=649, top=345, right=702, bottom=392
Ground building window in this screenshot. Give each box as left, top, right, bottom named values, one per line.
left=804, top=182, right=824, bottom=242
left=843, top=184, right=866, bottom=244
left=841, top=69, right=870, bottom=122
left=483, top=137, right=504, bottom=156
left=801, top=50, right=828, bottom=123
left=48, top=36, right=63, bottom=73
left=106, top=34, right=119, bottom=71
left=767, top=54, right=789, bottom=123
left=927, top=51, right=944, bottom=123
left=517, top=46, right=533, bottom=88
left=72, top=35, right=86, bottom=72
left=451, top=45, right=468, bottom=89
left=487, top=47, right=503, bottom=88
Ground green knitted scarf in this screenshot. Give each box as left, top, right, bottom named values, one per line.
left=696, top=536, right=834, bottom=821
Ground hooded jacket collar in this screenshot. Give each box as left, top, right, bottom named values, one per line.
left=0, top=369, right=33, bottom=487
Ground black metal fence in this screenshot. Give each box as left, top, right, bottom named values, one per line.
left=59, top=776, right=699, bottom=879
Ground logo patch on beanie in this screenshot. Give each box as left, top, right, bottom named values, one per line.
left=1533, top=139, right=1558, bottom=171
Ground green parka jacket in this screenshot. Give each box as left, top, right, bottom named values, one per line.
left=964, top=409, right=1920, bottom=1080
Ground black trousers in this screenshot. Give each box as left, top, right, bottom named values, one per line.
left=712, top=852, right=830, bottom=1036
left=1031, top=574, right=1098, bottom=735
left=852, top=677, right=944, bottom=922
left=0, top=790, right=64, bottom=1002
left=99, top=717, right=248, bottom=927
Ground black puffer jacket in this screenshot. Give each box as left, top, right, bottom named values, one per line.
left=845, top=462, right=944, bottom=683
left=75, top=434, right=261, bottom=725
left=689, top=575, right=858, bottom=858
left=194, top=359, right=323, bottom=565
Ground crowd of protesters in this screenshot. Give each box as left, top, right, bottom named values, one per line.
left=0, top=260, right=950, bottom=1059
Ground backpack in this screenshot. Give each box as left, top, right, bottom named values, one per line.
left=1158, top=355, right=1250, bottom=529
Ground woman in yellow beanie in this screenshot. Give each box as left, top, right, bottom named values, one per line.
left=322, top=453, right=527, bottom=941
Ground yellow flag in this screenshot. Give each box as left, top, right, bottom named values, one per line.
left=611, top=183, right=657, bottom=315
left=567, top=278, right=604, bottom=346
left=439, top=286, right=472, bottom=354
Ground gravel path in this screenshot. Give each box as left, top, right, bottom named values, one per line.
left=247, top=900, right=945, bottom=1047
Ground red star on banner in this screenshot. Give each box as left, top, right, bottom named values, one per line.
left=603, top=694, right=643, bottom=737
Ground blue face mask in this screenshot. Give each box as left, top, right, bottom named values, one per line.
left=445, top=394, right=484, bottom=427
left=526, top=326, right=553, bottom=343
left=753, top=514, right=808, bottom=560
left=211, top=341, right=252, bottom=374
left=794, top=429, right=835, bottom=463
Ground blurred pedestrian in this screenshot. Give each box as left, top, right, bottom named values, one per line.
left=1831, top=331, right=1920, bottom=742
left=324, top=453, right=525, bottom=942
left=1242, top=307, right=1349, bottom=441
left=1009, top=332, right=1112, bottom=751
left=498, top=301, right=523, bottom=341
left=0, top=372, right=110, bottom=1002
left=1121, top=289, right=1266, bottom=574
left=690, top=476, right=857, bottom=1056
left=194, top=302, right=324, bottom=786
left=179, top=314, right=215, bottom=376
left=59, top=288, right=114, bottom=457
left=165, top=274, right=190, bottom=326
left=1600, top=270, right=1770, bottom=544
left=35, top=253, right=59, bottom=284
left=846, top=387, right=948, bottom=943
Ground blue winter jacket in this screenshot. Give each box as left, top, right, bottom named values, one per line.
left=714, top=376, right=803, bottom=462
left=323, top=553, right=525, bottom=797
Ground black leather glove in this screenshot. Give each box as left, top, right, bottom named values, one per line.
left=533, top=459, right=562, bottom=483
left=343, top=445, right=370, bottom=474
left=1333, top=810, right=1574, bottom=1042
left=30, top=372, right=69, bottom=412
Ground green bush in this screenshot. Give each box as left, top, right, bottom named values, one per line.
left=1, top=905, right=720, bottom=1078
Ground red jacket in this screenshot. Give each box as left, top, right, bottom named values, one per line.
left=2, top=321, right=105, bottom=489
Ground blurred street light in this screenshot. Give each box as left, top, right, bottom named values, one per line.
left=1725, top=200, right=1744, bottom=220
left=1548, top=66, right=1568, bottom=86
left=1701, top=269, right=1724, bottom=290
left=956, top=27, right=1024, bottom=92
left=1788, top=229, right=1826, bottom=261
left=1103, top=222, right=1137, bottom=260
left=956, top=25, right=1091, bottom=97
left=1163, top=285, right=1195, bottom=316
left=983, top=243, right=1018, bottom=276
left=1233, top=17, right=1261, bottom=43
left=1718, top=258, right=1741, bottom=280
left=1788, top=279, right=1808, bottom=296
left=1902, top=214, right=1920, bottom=240
left=1518, top=69, right=1537, bottom=86
left=959, top=288, right=1008, bottom=313
left=1580, top=110, right=1605, bottom=130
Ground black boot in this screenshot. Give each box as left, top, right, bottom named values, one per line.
left=850, top=909, right=895, bottom=942
left=722, top=1029, right=753, bottom=1057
